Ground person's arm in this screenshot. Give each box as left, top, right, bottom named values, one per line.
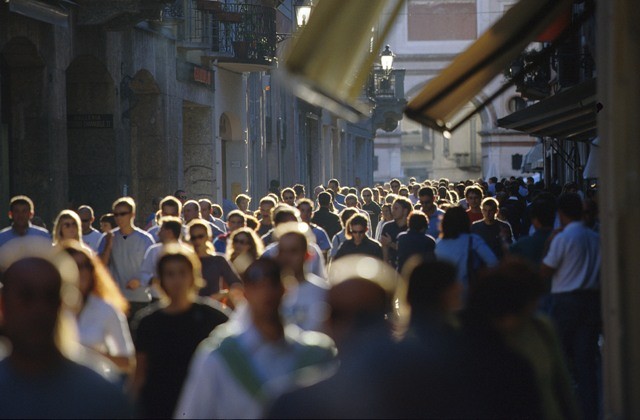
left=103, top=306, right=136, bottom=375
left=98, top=232, right=113, bottom=266
left=131, top=352, right=147, bottom=399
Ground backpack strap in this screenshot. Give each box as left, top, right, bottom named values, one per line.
left=217, top=337, right=267, bottom=402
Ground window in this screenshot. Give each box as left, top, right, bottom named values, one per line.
left=407, top=0, right=477, bottom=41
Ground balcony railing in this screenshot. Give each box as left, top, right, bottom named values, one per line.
left=210, top=2, right=276, bottom=64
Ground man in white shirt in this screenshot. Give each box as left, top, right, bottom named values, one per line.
left=174, top=258, right=335, bottom=419
left=78, top=206, right=103, bottom=253
left=541, top=192, right=601, bottom=420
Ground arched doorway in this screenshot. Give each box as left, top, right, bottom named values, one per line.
left=66, top=55, right=116, bottom=217
left=0, top=37, right=47, bottom=218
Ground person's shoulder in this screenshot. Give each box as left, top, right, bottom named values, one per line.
left=304, top=272, right=329, bottom=290
left=29, top=225, right=51, bottom=237
left=286, top=324, right=336, bottom=356
left=193, top=297, right=232, bottom=320
left=133, top=227, right=154, bottom=242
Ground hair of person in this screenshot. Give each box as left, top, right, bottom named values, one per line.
left=211, top=204, right=223, bottom=217
left=328, top=178, right=340, bottom=188
left=9, top=195, right=35, bottom=213
left=235, top=194, right=251, bottom=206
left=187, top=218, right=212, bottom=240
left=272, top=204, right=301, bottom=225
left=242, top=258, right=282, bottom=286
left=390, top=178, right=401, bottom=186
left=159, top=216, right=183, bottom=239
left=156, top=245, right=205, bottom=297
left=465, top=257, right=544, bottom=322
left=339, top=208, right=358, bottom=227
left=385, top=194, right=397, bottom=204
left=293, top=184, right=305, bottom=195
left=345, top=193, right=359, bottom=204
left=280, top=229, right=308, bottom=251
left=464, top=185, right=483, bottom=199
left=326, top=188, right=336, bottom=201
left=61, top=241, right=129, bottom=315
left=198, top=199, right=213, bottom=213
left=381, top=203, right=392, bottom=213
left=481, top=197, right=499, bottom=209
left=296, top=198, right=314, bottom=209
left=281, top=187, right=295, bottom=200
left=340, top=187, right=349, bottom=195
left=407, top=260, right=457, bottom=313
left=227, top=227, right=264, bottom=261
left=183, top=199, right=201, bottom=213
left=260, top=196, right=277, bottom=208
left=418, top=186, right=435, bottom=198
left=557, top=192, right=583, bottom=220
left=348, top=188, right=357, bottom=195
left=77, top=205, right=95, bottom=218
left=52, top=210, right=82, bottom=245
left=112, top=196, right=136, bottom=214
left=407, top=211, right=429, bottom=231
left=174, top=189, right=186, bottom=197
left=318, top=191, right=332, bottom=206
left=227, top=210, right=247, bottom=222
left=160, top=195, right=182, bottom=215
left=441, top=206, right=471, bottom=239
left=99, top=213, right=116, bottom=228
left=398, top=187, right=409, bottom=195
left=393, top=196, right=413, bottom=213
left=245, top=214, right=259, bottom=231
left=449, top=190, right=459, bottom=204
left=530, top=194, right=557, bottom=228
left=267, top=193, right=280, bottom=203
left=345, top=214, right=368, bottom=240
left=360, top=187, right=373, bottom=199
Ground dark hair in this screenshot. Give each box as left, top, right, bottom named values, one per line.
left=531, top=194, right=557, bottom=227
left=393, top=197, right=413, bottom=213
left=227, top=210, right=247, bottom=222
left=272, top=205, right=299, bottom=225
left=408, top=211, right=429, bottom=231
left=159, top=216, right=183, bottom=239
left=100, top=213, right=116, bottom=229
left=77, top=205, right=95, bottom=218
left=296, top=198, right=314, bottom=209
left=243, top=258, right=282, bottom=286
left=259, top=196, right=277, bottom=208
left=339, top=208, right=358, bottom=227
left=281, top=187, right=295, bottom=200
left=293, top=184, right=305, bottom=196
left=407, top=260, right=457, bottom=311
left=418, top=186, right=435, bottom=199
left=465, top=257, right=544, bottom=320
left=346, top=214, right=368, bottom=239
left=557, top=192, right=583, bottom=220
left=328, top=178, right=340, bottom=188
left=464, top=185, right=483, bottom=199
left=245, top=215, right=259, bottom=231
left=112, top=197, right=136, bottom=213
left=9, top=195, right=35, bottom=212
left=160, top=196, right=182, bottom=214
left=318, top=191, right=332, bottom=207
left=441, top=206, right=470, bottom=239
left=390, top=178, right=401, bottom=187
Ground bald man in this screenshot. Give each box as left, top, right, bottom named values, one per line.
left=0, top=257, right=131, bottom=418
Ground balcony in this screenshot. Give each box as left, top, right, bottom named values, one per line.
left=206, top=1, right=277, bottom=72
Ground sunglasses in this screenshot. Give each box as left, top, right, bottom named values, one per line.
left=61, top=222, right=77, bottom=228
left=113, top=211, right=131, bottom=217
left=190, top=234, right=207, bottom=241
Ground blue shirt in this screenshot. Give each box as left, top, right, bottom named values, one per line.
left=311, top=225, right=332, bottom=251
left=435, top=233, right=498, bottom=288
left=0, top=224, right=51, bottom=248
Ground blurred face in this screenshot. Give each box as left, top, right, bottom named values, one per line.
left=362, top=190, right=372, bottom=204
left=276, top=234, right=306, bottom=274
left=161, top=204, right=180, bottom=217
left=298, top=203, right=313, bottom=223
left=159, top=258, right=193, bottom=302
left=349, top=223, right=367, bottom=245
left=382, top=206, right=392, bottom=221
left=1, top=261, right=61, bottom=353
left=314, top=186, right=324, bottom=199
left=59, top=217, right=79, bottom=240
left=183, top=203, right=200, bottom=223
left=227, top=215, right=245, bottom=232
left=391, top=203, right=406, bottom=222
left=399, top=189, right=409, bottom=198
left=345, top=197, right=358, bottom=208
left=232, top=232, right=252, bottom=254
left=176, top=191, right=188, bottom=204
left=466, top=193, right=482, bottom=210
left=237, top=198, right=249, bottom=212
left=328, top=181, right=339, bottom=193
left=481, top=204, right=498, bottom=222
left=419, top=194, right=434, bottom=210
left=200, top=202, right=212, bottom=217
left=189, top=226, right=209, bottom=249
left=72, top=253, right=94, bottom=299
left=78, top=210, right=93, bottom=235
left=100, top=222, right=113, bottom=233
left=113, top=204, right=134, bottom=230
left=244, top=276, right=284, bottom=321
left=390, top=182, right=400, bottom=194
left=9, top=203, right=32, bottom=229
left=212, top=207, right=223, bottom=219
left=282, top=192, right=295, bottom=206
left=260, top=203, right=274, bottom=223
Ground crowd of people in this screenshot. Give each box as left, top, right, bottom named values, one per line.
left=0, top=175, right=601, bottom=419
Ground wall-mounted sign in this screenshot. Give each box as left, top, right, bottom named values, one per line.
left=176, top=59, right=214, bottom=90
left=67, top=114, right=113, bottom=129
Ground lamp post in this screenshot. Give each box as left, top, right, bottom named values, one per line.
left=380, top=44, right=395, bottom=76
left=295, top=0, right=313, bottom=29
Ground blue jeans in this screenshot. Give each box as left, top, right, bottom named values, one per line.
left=550, top=290, right=601, bottom=420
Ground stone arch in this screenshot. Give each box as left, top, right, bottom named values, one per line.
left=0, top=37, right=48, bottom=218
left=66, top=55, right=117, bottom=216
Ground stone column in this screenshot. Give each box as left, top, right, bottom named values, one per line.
left=598, top=0, right=640, bottom=417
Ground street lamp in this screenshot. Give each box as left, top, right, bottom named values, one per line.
left=295, top=0, right=313, bottom=29
left=380, top=45, right=394, bottom=74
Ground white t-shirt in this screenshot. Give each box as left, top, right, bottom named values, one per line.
left=543, top=221, right=600, bottom=293
left=263, top=242, right=327, bottom=279
left=281, top=273, right=329, bottom=332
left=77, top=295, right=134, bottom=357
left=83, top=229, right=103, bottom=253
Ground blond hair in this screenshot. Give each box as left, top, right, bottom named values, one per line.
left=53, top=210, right=83, bottom=245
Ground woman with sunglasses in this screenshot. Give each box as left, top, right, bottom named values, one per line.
left=53, top=210, right=93, bottom=253
left=187, top=220, right=242, bottom=304
left=226, top=227, right=264, bottom=275
left=333, top=214, right=383, bottom=261
left=61, top=241, right=134, bottom=374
